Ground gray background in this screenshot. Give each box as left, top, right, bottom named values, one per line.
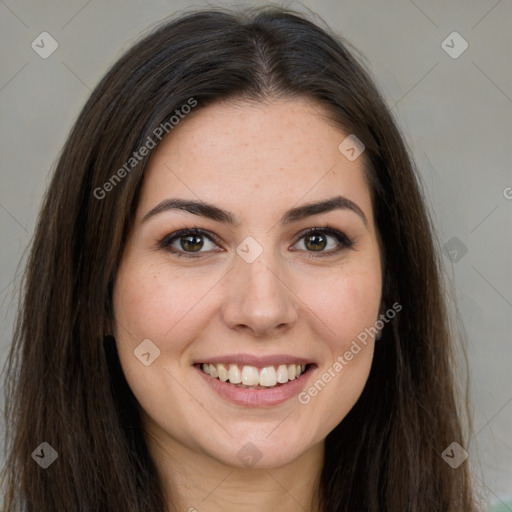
left=0, top=0, right=511, bottom=510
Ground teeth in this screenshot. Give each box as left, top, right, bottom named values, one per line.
left=228, top=364, right=241, bottom=384
left=217, top=363, right=229, bottom=382
left=276, top=364, right=288, bottom=384
left=201, top=363, right=307, bottom=387
left=208, top=364, right=218, bottom=378
left=241, top=365, right=259, bottom=386
left=259, top=366, right=277, bottom=387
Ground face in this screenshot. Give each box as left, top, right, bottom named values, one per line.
left=112, top=97, right=383, bottom=470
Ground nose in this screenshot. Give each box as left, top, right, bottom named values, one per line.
left=221, top=250, right=299, bottom=338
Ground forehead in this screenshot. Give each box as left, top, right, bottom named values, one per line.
left=137, top=97, right=373, bottom=224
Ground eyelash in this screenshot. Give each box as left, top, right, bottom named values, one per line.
left=158, top=225, right=354, bottom=259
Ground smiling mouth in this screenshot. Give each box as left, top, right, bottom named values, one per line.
left=198, top=362, right=312, bottom=389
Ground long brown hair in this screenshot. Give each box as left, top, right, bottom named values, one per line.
left=1, top=5, right=480, bottom=511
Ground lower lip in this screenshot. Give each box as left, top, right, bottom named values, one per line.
left=195, top=365, right=315, bottom=407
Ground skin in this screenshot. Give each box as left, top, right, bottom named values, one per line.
left=113, top=97, right=383, bottom=512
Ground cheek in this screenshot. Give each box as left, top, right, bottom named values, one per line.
left=111, top=262, right=205, bottom=413
left=113, top=260, right=210, bottom=344
left=294, top=271, right=380, bottom=439
left=303, top=264, right=382, bottom=348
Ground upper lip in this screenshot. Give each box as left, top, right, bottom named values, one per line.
left=194, top=354, right=315, bottom=367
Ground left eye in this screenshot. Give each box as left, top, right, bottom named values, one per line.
left=293, top=228, right=351, bottom=253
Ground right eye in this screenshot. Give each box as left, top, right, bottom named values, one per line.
left=158, top=227, right=223, bottom=258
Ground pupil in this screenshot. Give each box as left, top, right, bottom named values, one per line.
left=182, top=234, right=203, bottom=252
left=306, top=233, right=326, bottom=251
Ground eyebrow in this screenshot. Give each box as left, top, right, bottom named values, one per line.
left=142, top=195, right=368, bottom=228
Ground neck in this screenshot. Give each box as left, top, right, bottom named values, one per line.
left=144, top=422, right=325, bottom=512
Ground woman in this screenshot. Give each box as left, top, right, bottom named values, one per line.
left=1, top=5, right=480, bottom=511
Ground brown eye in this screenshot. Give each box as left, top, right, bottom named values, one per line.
left=304, top=232, right=328, bottom=251
left=180, top=233, right=204, bottom=252
left=159, top=228, right=220, bottom=257
left=294, top=227, right=353, bottom=255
